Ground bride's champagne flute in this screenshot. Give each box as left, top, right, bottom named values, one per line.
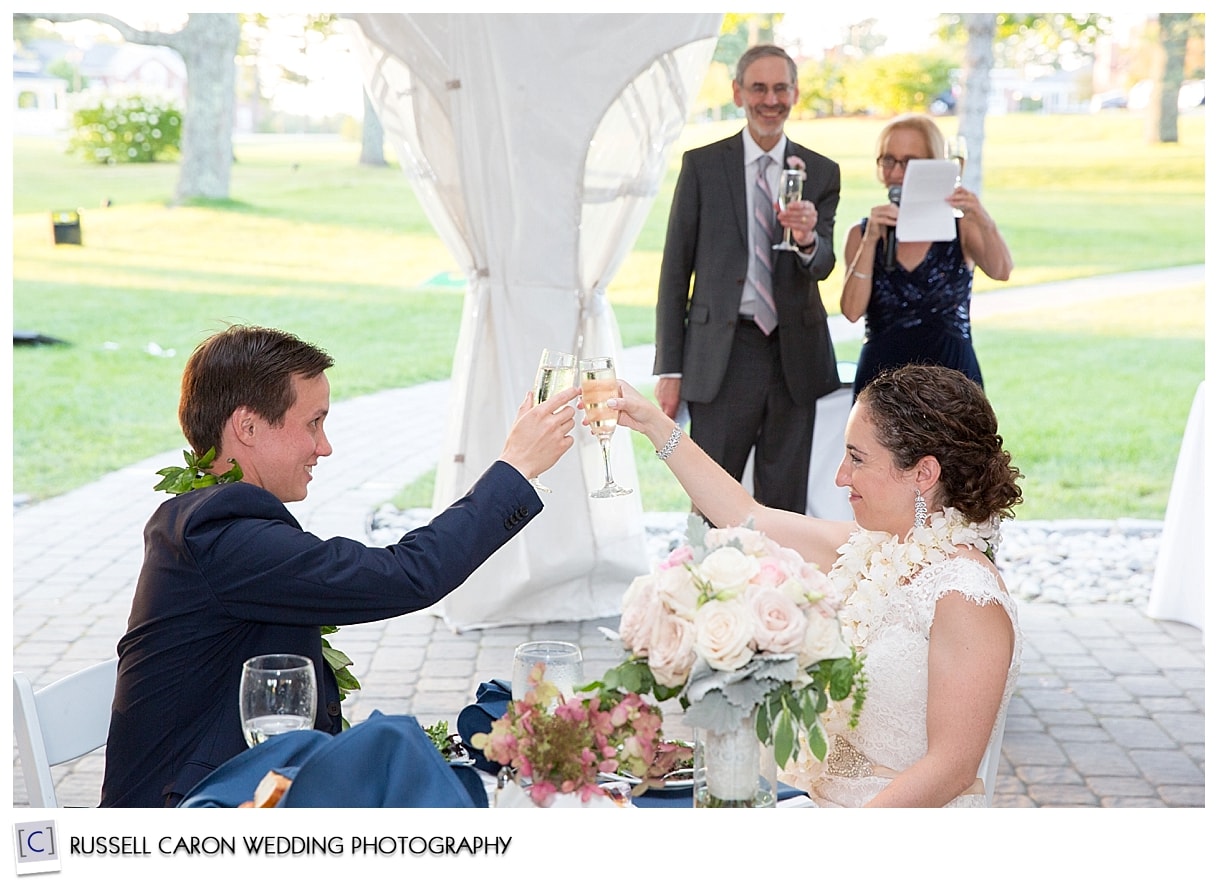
left=771, top=169, right=805, bottom=252
left=579, top=356, right=632, bottom=498
left=529, top=349, right=577, bottom=493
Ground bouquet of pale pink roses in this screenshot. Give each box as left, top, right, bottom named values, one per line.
left=595, top=517, right=866, bottom=770
left=470, top=666, right=686, bottom=806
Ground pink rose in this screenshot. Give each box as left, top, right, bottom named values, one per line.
left=647, top=614, right=696, bottom=687
left=693, top=598, right=756, bottom=671
left=619, top=574, right=661, bottom=654
left=750, top=586, right=808, bottom=654
left=661, top=544, right=694, bottom=569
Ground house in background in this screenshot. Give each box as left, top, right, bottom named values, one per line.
left=12, top=42, right=70, bottom=136
left=11, top=38, right=187, bottom=137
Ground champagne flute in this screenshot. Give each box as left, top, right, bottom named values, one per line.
left=579, top=356, right=632, bottom=498
left=946, top=135, right=967, bottom=217
left=771, top=168, right=805, bottom=252
left=946, top=134, right=968, bottom=185
left=529, top=349, right=577, bottom=493
left=239, top=654, right=317, bottom=747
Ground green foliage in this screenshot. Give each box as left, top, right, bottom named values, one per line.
left=68, top=93, right=182, bottom=164
left=584, top=655, right=686, bottom=705
left=842, top=52, right=956, bottom=115
left=320, top=624, right=362, bottom=729
left=153, top=447, right=243, bottom=495
left=756, top=652, right=867, bottom=769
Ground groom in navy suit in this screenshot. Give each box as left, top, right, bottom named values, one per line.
left=100, top=325, right=579, bottom=807
left=654, top=45, right=840, bottom=513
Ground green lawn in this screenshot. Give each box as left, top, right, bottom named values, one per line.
left=11, top=112, right=1205, bottom=516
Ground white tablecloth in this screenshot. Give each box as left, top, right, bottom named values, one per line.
left=1147, top=380, right=1205, bottom=631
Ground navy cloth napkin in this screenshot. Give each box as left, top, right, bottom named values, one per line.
left=179, top=711, right=486, bottom=808
left=456, top=678, right=512, bottom=774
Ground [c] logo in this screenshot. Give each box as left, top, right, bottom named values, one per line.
left=12, top=820, right=61, bottom=876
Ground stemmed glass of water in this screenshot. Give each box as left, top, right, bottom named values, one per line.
left=239, top=654, right=317, bottom=747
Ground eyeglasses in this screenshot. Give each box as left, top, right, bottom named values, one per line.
left=876, top=155, right=919, bottom=171
left=745, top=82, right=794, bottom=98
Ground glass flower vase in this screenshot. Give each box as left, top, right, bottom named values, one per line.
left=692, top=707, right=778, bottom=808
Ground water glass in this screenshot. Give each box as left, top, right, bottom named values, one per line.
left=239, top=653, right=318, bottom=747
left=511, top=641, right=583, bottom=704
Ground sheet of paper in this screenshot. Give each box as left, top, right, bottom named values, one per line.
left=895, top=159, right=958, bottom=242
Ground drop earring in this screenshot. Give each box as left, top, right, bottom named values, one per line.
left=913, top=488, right=927, bottom=529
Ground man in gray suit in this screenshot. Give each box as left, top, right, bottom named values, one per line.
left=654, top=44, right=840, bottom=513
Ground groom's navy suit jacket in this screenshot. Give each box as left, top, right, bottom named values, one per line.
left=100, top=461, right=538, bottom=807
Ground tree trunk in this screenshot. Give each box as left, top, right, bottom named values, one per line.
left=958, top=13, right=995, bottom=195
left=163, top=15, right=241, bottom=201
left=1147, top=13, right=1192, bottom=144
left=359, top=89, right=387, bottom=167
left=18, top=11, right=241, bottom=201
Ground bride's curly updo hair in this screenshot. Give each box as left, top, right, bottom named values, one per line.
left=857, top=365, right=1023, bottom=524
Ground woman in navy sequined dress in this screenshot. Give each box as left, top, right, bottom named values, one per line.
left=841, top=114, right=1012, bottom=399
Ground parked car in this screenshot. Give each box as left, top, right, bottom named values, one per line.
left=929, top=88, right=957, bottom=115
left=1090, top=90, right=1128, bottom=112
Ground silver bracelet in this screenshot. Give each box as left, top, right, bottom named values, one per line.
left=852, top=271, right=871, bottom=280
left=655, top=425, right=682, bottom=460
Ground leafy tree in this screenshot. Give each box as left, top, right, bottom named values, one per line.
left=842, top=53, right=955, bottom=117
left=937, top=13, right=1112, bottom=194
left=16, top=12, right=241, bottom=202
left=1146, top=13, right=1202, bottom=144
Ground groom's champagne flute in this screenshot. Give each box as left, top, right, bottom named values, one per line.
left=772, top=169, right=805, bottom=252
left=529, top=349, right=577, bottom=493
left=579, top=356, right=632, bottom=498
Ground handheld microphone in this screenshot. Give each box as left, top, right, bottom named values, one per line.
left=884, top=185, right=902, bottom=272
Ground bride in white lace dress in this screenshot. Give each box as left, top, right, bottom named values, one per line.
left=605, top=363, right=1023, bottom=807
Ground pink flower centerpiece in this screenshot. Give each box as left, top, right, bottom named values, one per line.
left=598, top=517, right=866, bottom=772
left=471, top=666, right=687, bottom=807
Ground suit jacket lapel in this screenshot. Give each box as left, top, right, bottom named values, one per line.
left=721, top=134, right=748, bottom=246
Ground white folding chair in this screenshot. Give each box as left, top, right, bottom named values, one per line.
left=976, top=705, right=1009, bottom=807
left=13, top=658, right=119, bottom=808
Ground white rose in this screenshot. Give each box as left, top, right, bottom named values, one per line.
left=799, top=608, right=851, bottom=665
left=693, top=598, right=756, bottom=671
left=750, top=586, right=808, bottom=654
left=619, top=574, right=660, bottom=654
left=655, top=563, right=700, bottom=620
left=647, top=614, right=697, bottom=688
left=697, top=547, right=758, bottom=597
left=704, top=526, right=767, bottom=556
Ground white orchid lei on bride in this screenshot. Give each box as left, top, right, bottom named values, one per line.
left=830, top=506, right=1001, bottom=650
left=590, top=516, right=866, bottom=771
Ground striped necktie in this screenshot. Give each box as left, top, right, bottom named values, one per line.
left=750, top=155, right=778, bottom=335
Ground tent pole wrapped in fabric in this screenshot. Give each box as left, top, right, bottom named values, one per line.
left=344, top=13, right=722, bottom=630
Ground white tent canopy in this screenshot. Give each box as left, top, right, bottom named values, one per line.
left=345, top=13, right=721, bottom=630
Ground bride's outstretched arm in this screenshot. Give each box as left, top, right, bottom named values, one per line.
left=604, top=381, right=853, bottom=572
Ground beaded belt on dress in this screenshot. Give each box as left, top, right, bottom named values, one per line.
left=825, top=736, right=985, bottom=796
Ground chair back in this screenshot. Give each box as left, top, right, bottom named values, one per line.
left=13, top=658, right=119, bottom=808
left=976, top=705, right=1009, bottom=807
